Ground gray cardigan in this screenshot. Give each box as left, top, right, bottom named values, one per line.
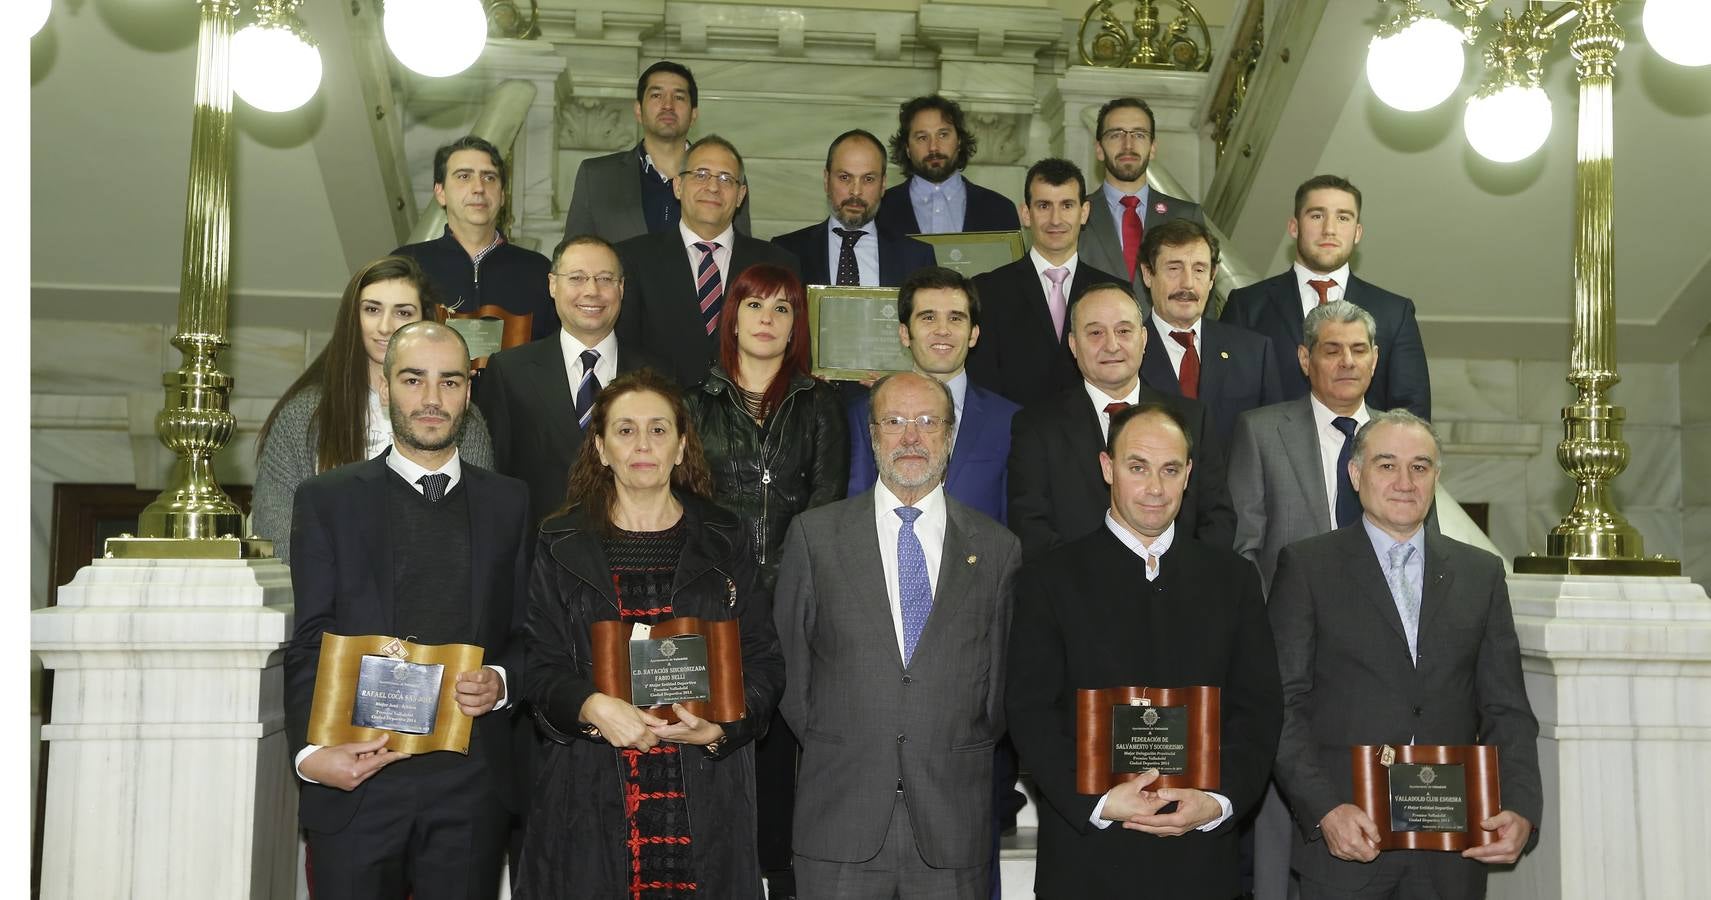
left=251, top=386, right=495, bottom=565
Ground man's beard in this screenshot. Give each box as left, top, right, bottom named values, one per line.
left=874, top=438, right=951, bottom=490
left=1106, top=154, right=1148, bottom=183
left=390, top=404, right=467, bottom=453
left=832, top=197, right=877, bottom=228
left=912, top=153, right=958, bottom=184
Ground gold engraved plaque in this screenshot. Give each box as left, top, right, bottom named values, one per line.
left=308, top=632, right=486, bottom=754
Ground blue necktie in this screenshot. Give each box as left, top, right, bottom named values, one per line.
left=895, top=506, right=932, bottom=665
left=1387, top=542, right=1421, bottom=662
left=1333, top=416, right=1360, bottom=527
left=574, top=348, right=601, bottom=430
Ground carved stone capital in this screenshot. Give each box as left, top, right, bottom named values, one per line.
left=557, top=96, right=635, bottom=151
left=964, top=112, right=1027, bottom=165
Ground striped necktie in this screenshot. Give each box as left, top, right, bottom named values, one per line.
left=694, top=241, right=724, bottom=335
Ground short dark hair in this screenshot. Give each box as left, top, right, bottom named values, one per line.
left=898, top=266, right=982, bottom=329
left=1095, top=97, right=1156, bottom=139
left=1105, top=401, right=1194, bottom=459
left=551, top=234, right=623, bottom=278
left=383, top=320, right=472, bottom=379
left=1140, top=218, right=1220, bottom=272
left=1067, top=281, right=1142, bottom=330
left=686, top=134, right=747, bottom=182
left=1293, top=174, right=1362, bottom=219
left=825, top=129, right=888, bottom=175
left=888, top=95, right=978, bottom=176
left=1023, top=157, right=1088, bottom=204
left=433, top=135, right=506, bottom=189
left=636, top=61, right=698, bottom=107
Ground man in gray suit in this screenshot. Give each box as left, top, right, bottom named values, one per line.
left=561, top=61, right=751, bottom=243
left=1079, top=97, right=1204, bottom=303
left=1270, top=411, right=1541, bottom=899
left=775, top=371, right=1022, bottom=899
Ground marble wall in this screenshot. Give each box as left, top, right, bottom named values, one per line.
left=1680, top=331, right=1711, bottom=586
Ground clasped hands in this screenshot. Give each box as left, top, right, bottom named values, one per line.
left=1099, top=769, right=1223, bottom=836
left=302, top=666, right=503, bottom=791
left=580, top=692, right=726, bottom=751
left=1319, top=803, right=1532, bottom=865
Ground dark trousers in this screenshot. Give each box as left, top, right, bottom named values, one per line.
left=306, top=761, right=508, bottom=900
left=1297, top=851, right=1488, bottom=900
left=756, top=708, right=799, bottom=873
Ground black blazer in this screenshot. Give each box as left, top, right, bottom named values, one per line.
left=474, top=334, right=666, bottom=525
left=1007, top=528, right=1282, bottom=899
left=1140, top=316, right=1285, bottom=451
left=613, top=231, right=801, bottom=387
left=966, top=257, right=1126, bottom=409
left=1220, top=270, right=1432, bottom=420
left=769, top=219, right=937, bottom=287
left=875, top=175, right=1021, bottom=235
left=1007, top=383, right=1236, bottom=560
left=283, top=454, right=532, bottom=833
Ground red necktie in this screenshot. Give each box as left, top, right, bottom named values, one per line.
left=1308, top=278, right=1337, bottom=306
left=1170, top=330, right=1199, bottom=399
left=1119, top=195, right=1144, bottom=279
left=1104, top=401, right=1131, bottom=416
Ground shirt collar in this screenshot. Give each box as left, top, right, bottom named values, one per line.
left=826, top=216, right=878, bottom=238
left=1084, top=377, right=1142, bottom=410
left=909, top=171, right=967, bottom=203
left=1361, top=514, right=1425, bottom=561
left=1102, top=181, right=1152, bottom=209
left=1029, top=247, right=1079, bottom=278
left=384, top=445, right=463, bottom=494
left=679, top=219, right=736, bottom=251
left=1308, top=392, right=1370, bottom=433
left=637, top=140, right=690, bottom=180
left=1104, top=512, right=1175, bottom=562
left=560, top=327, right=618, bottom=362
left=1151, top=310, right=1201, bottom=338
left=873, top=477, right=946, bottom=518
left=1293, top=260, right=1351, bottom=292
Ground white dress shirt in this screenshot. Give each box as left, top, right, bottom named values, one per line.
left=1149, top=311, right=1201, bottom=385
left=872, top=479, right=947, bottom=659
left=560, top=328, right=619, bottom=396
left=1292, top=261, right=1352, bottom=317
left=1308, top=394, right=1370, bottom=530
left=364, top=389, right=393, bottom=460
left=679, top=220, right=737, bottom=286
left=822, top=217, right=880, bottom=286
left=1082, top=379, right=1143, bottom=442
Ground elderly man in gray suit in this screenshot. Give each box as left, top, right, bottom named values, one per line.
left=774, top=371, right=1022, bottom=899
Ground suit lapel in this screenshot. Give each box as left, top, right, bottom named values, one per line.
left=804, top=222, right=833, bottom=286
left=888, top=183, right=922, bottom=234
left=1197, top=319, right=1227, bottom=405
left=1082, top=196, right=1122, bottom=277
left=1272, top=274, right=1306, bottom=347
left=462, top=468, right=492, bottom=640
left=1279, top=399, right=1332, bottom=529
left=1416, top=532, right=1458, bottom=660
left=525, top=340, right=582, bottom=457
left=836, top=493, right=904, bottom=670
left=946, top=383, right=987, bottom=486
left=615, top=150, right=648, bottom=241
left=1343, top=527, right=1412, bottom=656
left=878, top=229, right=908, bottom=287
left=355, top=459, right=398, bottom=634
left=915, top=502, right=975, bottom=662
left=1140, top=318, right=1180, bottom=393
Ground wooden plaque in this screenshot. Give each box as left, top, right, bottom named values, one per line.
left=307, top=633, right=484, bottom=754
left=591, top=617, right=745, bottom=725
left=1076, top=685, right=1220, bottom=794
left=1352, top=744, right=1502, bottom=851
left=436, top=303, right=533, bottom=370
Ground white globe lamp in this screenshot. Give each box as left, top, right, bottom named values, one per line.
left=1644, top=0, right=1711, bottom=67
left=1367, top=12, right=1466, bottom=111
left=1465, top=84, right=1552, bottom=163
left=384, top=0, right=489, bottom=78
left=232, top=13, right=323, bottom=113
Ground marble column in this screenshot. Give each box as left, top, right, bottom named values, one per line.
left=32, top=558, right=295, bottom=900
left=1489, top=573, right=1711, bottom=900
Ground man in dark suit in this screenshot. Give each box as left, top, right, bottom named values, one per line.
left=561, top=61, right=752, bottom=243
left=775, top=372, right=1023, bottom=899
left=476, top=235, right=663, bottom=524
left=773, top=129, right=936, bottom=287
left=875, top=95, right=1021, bottom=235
left=1270, top=410, right=1541, bottom=899
left=1078, top=97, right=1205, bottom=302
left=1008, top=283, right=1235, bottom=560
left=614, top=135, right=799, bottom=386
left=1220, top=174, right=1431, bottom=419
left=1008, top=403, right=1283, bottom=899
left=967, top=157, right=1125, bottom=409
left=285, top=321, right=531, bottom=900
left=1138, top=218, right=1282, bottom=451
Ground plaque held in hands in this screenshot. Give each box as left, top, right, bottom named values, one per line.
left=592, top=617, right=746, bottom=725
left=1351, top=744, right=1502, bottom=851
left=1076, top=685, right=1221, bottom=794
left=308, top=633, right=485, bottom=754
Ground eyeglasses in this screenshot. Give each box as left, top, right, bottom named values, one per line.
left=553, top=272, right=619, bottom=290
left=1100, top=128, right=1153, bottom=144
left=873, top=415, right=948, bottom=434
left=680, top=168, right=745, bottom=187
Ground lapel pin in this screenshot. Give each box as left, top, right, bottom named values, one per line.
left=1154, top=202, right=1168, bottom=215
left=1219, top=350, right=1230, bottom=359
left=967, top=555, right=978, bottom=565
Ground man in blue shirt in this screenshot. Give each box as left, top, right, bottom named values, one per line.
left=875, top=95, right=1022, bottom=236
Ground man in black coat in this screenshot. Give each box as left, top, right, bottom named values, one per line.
left=284, top=321, right=532, bottom=900
left=1220, top=174, right=1431, bottom=419
left=875, top=95, right=1021, bottom=235
left=1008, top=283, right=1235, bottom=560
left=773, top=129, right=936, bottom=288
left=1007, top=403, right=1282, bottom=899
left=615, top=135, right=799, bottom=386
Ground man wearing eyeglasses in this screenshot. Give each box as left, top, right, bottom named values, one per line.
left=775, top=371, right=1022, bottom=899
left=1079, top=98, right=1205, bottom=306
left=614, top=135, right=800, bottom=386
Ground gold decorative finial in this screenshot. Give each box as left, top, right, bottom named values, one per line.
left=1079, top=0, right=1212, bottom=71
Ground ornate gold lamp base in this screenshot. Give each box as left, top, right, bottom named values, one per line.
left=106, top=535, right=275, bottom=560
left=1514, top=554, right=1681, bottom=576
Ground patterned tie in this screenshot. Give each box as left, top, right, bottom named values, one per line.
left=895, top=506, right=933, bottom=665
left=1308, top=278, right=1338, bottom=306
left=1169, top=330, right=1200, bottom=398
left=416, top=473, right=450, bottom=503
left=833, top=227, right=864, bottom=286
left=1119, top=195, right=1144, bottom=279
left=1332, top=416, right=1361, bottom=527
left=1044, top=266, right=1070, bottom=339
left=1387, top=542, right=1421, bottom=661
left=574, top=348, right=601, bottom=430
left=694, top=241, right=724, bottom=335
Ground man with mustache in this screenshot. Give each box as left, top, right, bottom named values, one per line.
left=1137, top=218, right=1283, bottom=450
left=395, top=136, right=558, bottom=340
left=1221, top=175, right=1432, bottom=419
left=562, top=61, right=753, bottom=243
left=775, top=371, right=1022, bottom=899
left=875, top=95, right=1022, bottom=235
left=773, top=129, right=936, bottom=287
left=1079, top=97, right=1205, bottom=304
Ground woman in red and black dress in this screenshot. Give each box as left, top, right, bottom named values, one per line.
left=517, top=370, right=783, bottom=899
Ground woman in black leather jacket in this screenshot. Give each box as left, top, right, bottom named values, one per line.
left=684, top=263, right=847, bottom=896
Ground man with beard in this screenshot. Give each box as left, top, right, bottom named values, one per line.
left=1221, top=175, right=1431, bottom=419
left=875, top=95, right=1022, bottom=235
left=562, top=61, right=753, bottom=243
left=1137, top=218, right=1282, bottom=450
left=773, top=129, right=937, bottom=286
left=1079, top=98, right=1205, bottom=304
left=775, top=371, right=1022, bottom=899
left=395, top=136, right=558, bottom=340
left=285, top=321, right=532, bottom=900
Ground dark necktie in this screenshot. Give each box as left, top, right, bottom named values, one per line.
left=1170, top=330, right=1200, bottom=398
left=895, top=506, right=932, bottom=665
left=694, top=241, right=724, bottom=335
left=1308, top=278, right=1337, bottom=306
left=833, top=227, right=864, bottom=286
left=1332, top=416, right=1360, bottom=527
left=1119, top=195, right=1144, bottom=279
left=574, top=348, right=601, bottom=430
left=417, top=473, right=450, bottom=503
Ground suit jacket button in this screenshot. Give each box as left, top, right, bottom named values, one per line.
left=1413, top=706, right=1424, bottom=717
left=897, top=734, right=907, bottom=744
left=902, top=675, right=913, bottom=684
